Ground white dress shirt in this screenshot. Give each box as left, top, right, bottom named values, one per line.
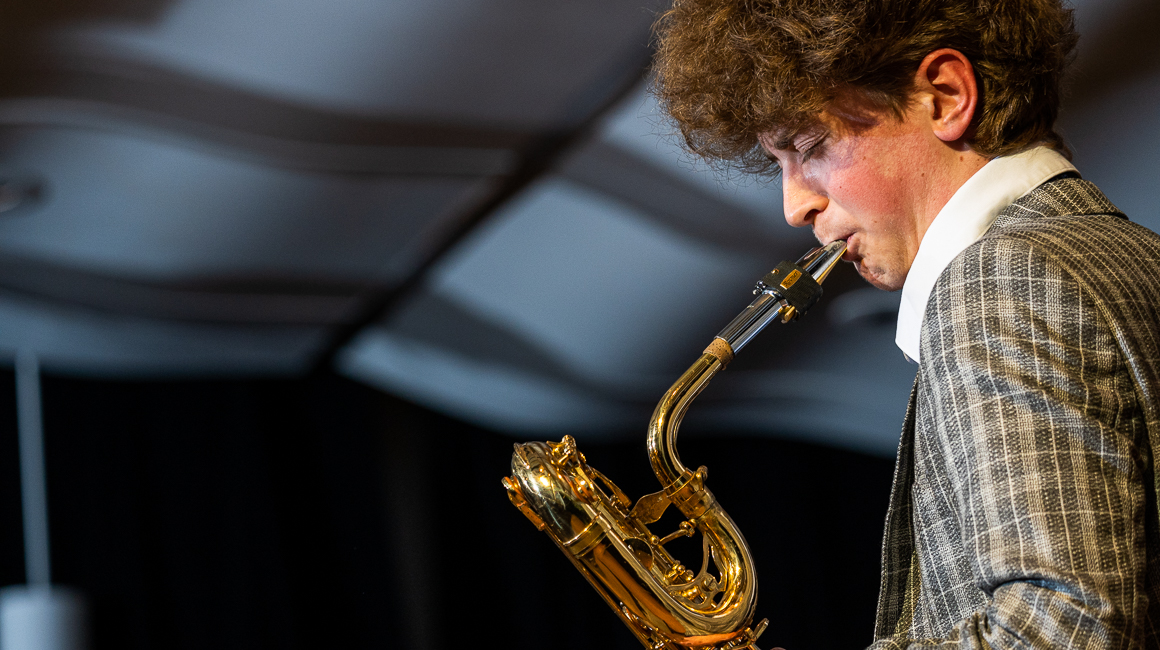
left=895, top=146, right=1077, bottom=362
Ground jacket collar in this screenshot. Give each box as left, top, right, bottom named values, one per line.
left=895, top=147, right=1077, bottom=362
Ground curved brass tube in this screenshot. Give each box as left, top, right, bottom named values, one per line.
left=504, top=241, right=847, bottom=650
left=649, top=352, right=722, bottom=490
left=642, top=345, right=757, bottom=640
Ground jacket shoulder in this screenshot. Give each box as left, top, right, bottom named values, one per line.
left=952, top=176, right=1160, bottom=290
left=929, top=178, right=1160, bottom=423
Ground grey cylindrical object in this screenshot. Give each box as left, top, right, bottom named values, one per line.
left=0, top=586, right=88, bottom=650
left=714, top=292, right=787, bottom=353
left=15, top=351, right=50, bottom=587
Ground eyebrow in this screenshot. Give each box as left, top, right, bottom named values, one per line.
left=760, top=150, right=783, bottom=175
left=772, top=134, right=795, bottom=151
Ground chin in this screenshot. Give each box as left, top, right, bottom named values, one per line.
left=855, top=262, right=904, bottom=292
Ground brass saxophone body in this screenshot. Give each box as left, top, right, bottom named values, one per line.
left=503, top=241, right=847, bottom=650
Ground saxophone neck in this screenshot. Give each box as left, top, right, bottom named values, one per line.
left=647, top=350, right=726, bottom=515
left=646, top=240, right=847, bottom=511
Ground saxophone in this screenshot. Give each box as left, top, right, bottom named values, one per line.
left=502, top=240, right=847, bottom=650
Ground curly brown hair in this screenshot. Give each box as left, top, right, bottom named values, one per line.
left=651, top=0, right=1079, bottom=174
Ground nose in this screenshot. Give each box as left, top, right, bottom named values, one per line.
left=782, top=173, right=827, bottom=229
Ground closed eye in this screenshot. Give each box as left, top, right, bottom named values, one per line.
left=800, top=134, right=829, bottom=163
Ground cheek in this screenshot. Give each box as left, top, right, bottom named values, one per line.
left=829, top=165, right=903, bottom=225
left=824, top=129, right=923, bottom=223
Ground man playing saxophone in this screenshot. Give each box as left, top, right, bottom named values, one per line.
left=652, top=0, right=1160, bottom=647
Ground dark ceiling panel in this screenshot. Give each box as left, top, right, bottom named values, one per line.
left=0, top=100, right=520, bottom=176
left=0, top=126, right=499, bottom=283
left=0, top=251, right=364, bottom=325
left=0, top=0, right=174, bottom=32
left=0, top=57, right=533, bottom=149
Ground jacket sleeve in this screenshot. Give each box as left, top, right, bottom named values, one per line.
left=871, top=236, right=1155, bottom=649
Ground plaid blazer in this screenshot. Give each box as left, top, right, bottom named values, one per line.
left=871, top=177, right=1160, bottom=649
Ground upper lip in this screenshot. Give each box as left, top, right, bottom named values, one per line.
left=820, top=232, right=852, bottom=246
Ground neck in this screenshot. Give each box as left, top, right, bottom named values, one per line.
left=910, top=144, right=990, bottom=256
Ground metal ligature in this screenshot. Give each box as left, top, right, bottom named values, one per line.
left=503, top=240, right=847, bottom=650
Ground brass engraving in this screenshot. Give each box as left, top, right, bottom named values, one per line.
left=780, top=269, right=801, bottom=290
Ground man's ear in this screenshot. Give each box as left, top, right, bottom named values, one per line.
left=914, top=48, right=978, bottom=144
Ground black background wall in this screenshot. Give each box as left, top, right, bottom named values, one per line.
left=0, top=370, right=894, bottom=649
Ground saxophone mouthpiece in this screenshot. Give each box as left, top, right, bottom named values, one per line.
left=715, top=239, right=848, bottom=354
left=796, top=240, right=848, bottom=284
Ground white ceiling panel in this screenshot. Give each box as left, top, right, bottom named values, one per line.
left=53, top=0, right=662, bottom=126
left=0, top=126, right=495, bottom=282
left=425, top=177, right=766, bottom=389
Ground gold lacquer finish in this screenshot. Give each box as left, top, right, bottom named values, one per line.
left=504, top=242, right=846, bottom=650
left=505, top=422, right=763, bottom=650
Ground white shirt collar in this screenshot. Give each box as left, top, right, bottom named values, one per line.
left=895, top=146, right=1077, bottom=362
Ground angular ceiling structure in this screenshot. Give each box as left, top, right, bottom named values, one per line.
left=0, top=0, right=1156, bottom=455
